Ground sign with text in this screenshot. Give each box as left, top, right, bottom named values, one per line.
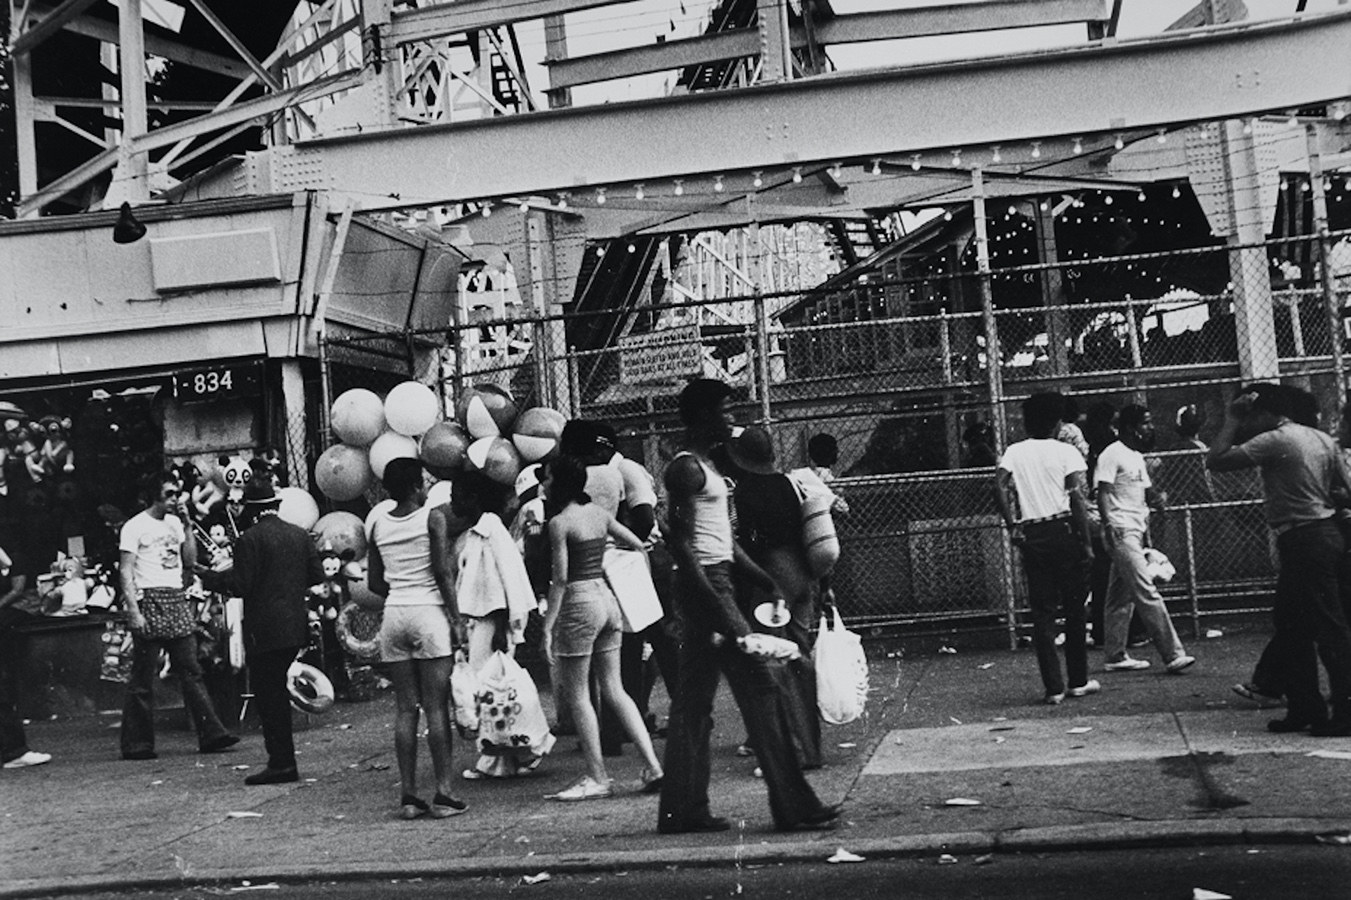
left=172, top=363, right=262, bottom=404
left=618, top=326, right=703, bottom=385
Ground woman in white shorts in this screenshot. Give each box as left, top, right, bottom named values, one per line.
left=366, top=457, right=466, bottom=820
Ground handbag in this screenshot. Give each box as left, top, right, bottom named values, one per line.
left=602, top=547, right=663, bottom=633
left=474, top=651, right=553, bottom=758
left=812, top=605, right=868, bottom=725
left=137, top=588, right=195, bottom=640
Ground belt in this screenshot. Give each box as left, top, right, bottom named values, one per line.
left=1022, top=512, right=1071, bottom=526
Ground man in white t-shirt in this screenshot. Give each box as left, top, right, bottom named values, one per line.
left=995, top=392, right=1097, bottom=705
left=119, top=471, right=238, bottom=760
left=1095, top=404, right=1195, bottom=675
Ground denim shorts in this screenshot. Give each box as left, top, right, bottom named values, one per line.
left=553, top=579, right=622, bottom=658
left=378, top=605, right=453, bottom=662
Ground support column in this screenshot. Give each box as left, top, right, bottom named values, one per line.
left=757, top=0, right=791, bottom=84
left=1220, top=120, right=1279, bottom=380
left=972, top=168, right=1007, bottom=451
left=543, top=14, right=572, bottom=109
left=280, top=359, right=311, bottom=491
left=114, top=0, right=149, bottom=204
left=1307, top=124, right=1347, bottom=420
left=1032, top=199, right=1070, bottom=377
left=12, top=47, right=39, bottom=213
left=748, top=198, right=772, bottom=424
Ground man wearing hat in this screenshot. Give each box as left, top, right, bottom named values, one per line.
left=201, top=477, right=324, bottom=784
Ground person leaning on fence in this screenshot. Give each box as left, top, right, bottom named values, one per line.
left=118, top=471, right=239, bottom=761
left=1095, top=404, right=1196, bottom=676
left=1209, top=384, right=1351, bottom=737
left=995, top=392, right=1098, bottom=705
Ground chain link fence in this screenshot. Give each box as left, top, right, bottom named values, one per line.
left=319, top=226, right=1351, bottom=637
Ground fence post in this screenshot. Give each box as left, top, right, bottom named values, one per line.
left=971, top=168, right=1007, bottom=451
left=749, top=208, right=773, bottom=424
left=318, top=333, right=333, bottom=447
left=1183, top=506, right=1201, bottom=639
left=1307, top=124, right=1347, bottom=419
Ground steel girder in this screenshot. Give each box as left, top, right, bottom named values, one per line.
left=272, top=11, right=1351, bottom=210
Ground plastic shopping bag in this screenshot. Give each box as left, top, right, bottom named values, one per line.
left=474, top=651, right=553, bottom=757
left=602, top=547, right=663, bottom=633
left=450, top=650, right=479, bottom=734
left=812, top=606, right=868, bottom=725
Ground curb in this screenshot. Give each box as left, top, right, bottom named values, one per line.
left=4, top=818, right=1348, bottom=899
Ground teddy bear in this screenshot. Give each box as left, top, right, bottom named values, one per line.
left=38, top=415, right=75, bottom=479
left=218, top=455, right=252, bottom=496
left=179, top=458, right=226, bottom=520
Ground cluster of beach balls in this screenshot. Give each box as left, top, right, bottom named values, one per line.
left=314, top=381, right=565, bottom=503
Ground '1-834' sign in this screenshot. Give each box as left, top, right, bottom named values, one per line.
left=172, top=364, right=261, bottom=403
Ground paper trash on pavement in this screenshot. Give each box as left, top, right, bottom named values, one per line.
left=978, top=662, right=994, bottom=670
left=1066, top=726, right=1093, bottom=734
left=226, top=811, right=263, bottom=819
left=1192, top=890, right=1232, bottom=900
left=229, top=885, right=279, bottom=893
left=938, top=646, right=957, bottom=654
left=521, top=873, right=551, bottom=885
left=1314, top=832, right=1351, bottom=845
left=1205, top=629, right=1223, bottom=639
left=1307, top=750, right=1351, bottom=761
left=944, top=797, right=982, bottom=806
left=827, top=848, right=865, bottom=864
left=937, top=854, right=959, bottom=865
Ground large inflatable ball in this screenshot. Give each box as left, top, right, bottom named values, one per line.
left=314, top=444, right=372, bottom=502
left=330, top=389, right=386, bottom=447
left=384, top=381, right=440, bottom=437
left=466, top=436, right=522, bottom=486
left=276, top=487, right=321, bottom=530
left=419, top=421, right=469, bottom=475
left=512, top=407, right=566, bottom=463
left=368, top=431, right=420, bottom=480
left=457, top=384, right=518, bottom=439
left=348, top=578, right=384, bottom=610
left=311, top=511, right=367, bottom=562
left=425, top=480, right=453, bottom=509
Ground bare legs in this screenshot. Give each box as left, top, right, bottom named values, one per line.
left=388, top=656, right=456, bottom=799
left=558, top=647, right=663, bottom=784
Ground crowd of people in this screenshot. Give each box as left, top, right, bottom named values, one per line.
left=996, top=385, right=1351, bottom=736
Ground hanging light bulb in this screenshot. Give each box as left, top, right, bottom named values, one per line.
left=634, top=183, right=645, bottom=200
left=950, top=148, right=962, bottom=167
left=481, top=203, right=492, bottom=218
left=1039, top=200, right=1050, bottom=212
left=673, top=179, right=684, bottom=196
left=1104, top=195, right=1114, bottom=205
left=1114, top=134, right=1125, bottom=151
left=791, top=167, right=803, bottom=183
left=943, top=209, right=953, bottom=221
left=1242, top=118, right=1253, bottom=135
left=752, top=170, right=763, bottom=188
left=713, top=174, right=725, bottom=192
left=595, top=187, right=607, bottom=205
left=870, top=159, right=881, bottom=176
left=1138, top=190, right=1147, bottom=202
left=990, top=145, right=1002, bottom=164
left=627, top=242, right=637, bottom=253
left=557, top=193, right=569, bottom=209
left=1007, top=205, right=1017, bottom=216
left=596, top=246, right=605, bottom=257
left=830, top=161, right=843, bottom=179
left=1072, top=137, right=1083, bottom=155
left=1031, top=141, right=1042, bottom=159
left=1172, top=185, right=1181, bottom=199
left=518, top=200, right=530, bottom=213
left=1156, top=130, right=1168, bottom=144
left=911, top=154, right=921, bottom=171
left=1287, top=111, right=1299, bottom=128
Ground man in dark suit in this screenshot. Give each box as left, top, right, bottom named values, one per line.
left=202, top=479, right=324, bottom=784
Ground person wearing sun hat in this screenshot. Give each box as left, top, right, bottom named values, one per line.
left=200, top=476, right=325, bottom=784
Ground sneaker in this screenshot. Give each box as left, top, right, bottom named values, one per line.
left=1232, top=683, right=1283, bottom=707
left=3, top=751, right=51, bottom=769
left=1043, top=691, right=1066, bottom=706
left=430, top=792, right=468, bottom=818
left=1104, top=656, right=1151, bottom=672
left=547, top=776, right=613, bottom=802
left=1166, top=654, right=1197, bottom=674
left=1067, top=679, right=1101, bottom=697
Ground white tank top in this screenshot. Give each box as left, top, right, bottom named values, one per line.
left=678, top=452, right=734, bottom=565
left=365, top=505, right=441, bottom=606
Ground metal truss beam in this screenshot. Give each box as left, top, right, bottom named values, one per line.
left=390, top=0, right=630, bottom=46
left=9, top=0, right=100, bottom=56
left=283, top=12, right=1351, bottom=209
left=61, top=15, right=251, bottom=79
left=532, top=0, right=1110, bottom=91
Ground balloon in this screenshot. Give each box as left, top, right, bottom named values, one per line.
left=330, top=389, right=386, bottom=447
left=425, top=480, right=453, bottom=509
left=456, top=384, right=518, bottom=439
left=314, top=444, right=372, bottom=501
left=368, top=431, right=419, bottom=480
left=512, top=407, right=566, bottom=462
left=348, top=578, right=384, bottom=610
left=419, top=422, right=469, bottom=472
left=385, top=381, right=440, bottom=437
left=276, top=487, right=321, bottom=530
left=467, top=436, right=522, bottom=485
left=311, top=511, right=367, bottom=561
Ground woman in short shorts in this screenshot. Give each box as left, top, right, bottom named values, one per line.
left=541, top=455, right=663, bottom=801
left=366, top=457, right=466, bottom=820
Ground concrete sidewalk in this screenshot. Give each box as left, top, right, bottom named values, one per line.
left=3, top=625, right=1350, bottom=897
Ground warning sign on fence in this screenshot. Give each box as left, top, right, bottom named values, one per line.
left=619, top=325, right=703, bottom=384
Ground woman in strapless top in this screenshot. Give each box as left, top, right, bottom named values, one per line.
left=541, top=455, right=665, bottom=801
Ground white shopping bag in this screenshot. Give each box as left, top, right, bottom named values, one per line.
left=812, top=606, right=868, bottom=725
left=450, top=649, right=479, bottom=733
left=602, top=547, right=663, bottom=633
left=474, top=651, right=553, bottom=757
